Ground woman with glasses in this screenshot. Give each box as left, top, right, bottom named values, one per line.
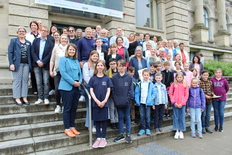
left=8, top=26, right=32, bottom=106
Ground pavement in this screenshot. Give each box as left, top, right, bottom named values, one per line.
left=104, top=120, right=232, bottom=155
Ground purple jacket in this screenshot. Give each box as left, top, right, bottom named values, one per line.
left=210, top=77, right=229, bottom=101
left=187, top=87, right=206, bottom=109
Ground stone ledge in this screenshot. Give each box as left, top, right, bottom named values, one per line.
left=190, top=23, right=209, bottom=31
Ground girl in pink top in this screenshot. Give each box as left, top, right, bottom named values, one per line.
left=183, top=62, right=193, bottom=87
left=169, top=72, right=189, bottom=140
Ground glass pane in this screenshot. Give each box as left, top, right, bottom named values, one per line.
left=136, top=0, right=152, bottom=27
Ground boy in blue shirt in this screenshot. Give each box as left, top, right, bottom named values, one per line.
left=112, top=59, right=133, bottom=143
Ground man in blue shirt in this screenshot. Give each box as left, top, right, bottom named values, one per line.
left=31, top=26, right=54, bottom=105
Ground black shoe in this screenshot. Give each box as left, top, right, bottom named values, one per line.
left=15, top=101, right=23, bottom=106
left=206, top=127, right=213, bottom=133
left=125, top=134, right=132, bottom=143
left=202, top=128, right=206, bottom=134
left=114, top=135, right=125, bottom=142
left=219, top=126, right=223, bottom=132
left=23, top=101, right=30, bottom=105
left=111, top=123, right=117, bottom=129
left=115, top=123, right=119, bottom=129
left=214, top=126, right=218, bottom=132
left=131, top=120, right=136, bottom=124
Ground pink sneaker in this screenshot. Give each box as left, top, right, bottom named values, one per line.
left=98, top=138, right=107, bottom=148
left=92, top=139, right=101, bottom=148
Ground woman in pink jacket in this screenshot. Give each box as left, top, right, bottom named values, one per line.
left=169, top=72, right=189, bottom=140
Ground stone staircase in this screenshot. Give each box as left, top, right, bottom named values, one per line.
left=1, top=79, right=232, bottom=155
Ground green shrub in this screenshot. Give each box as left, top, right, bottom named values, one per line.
left=204, top=61, right=232, bottom=76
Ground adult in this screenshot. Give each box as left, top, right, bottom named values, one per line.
left=142, top=33, right=155, bottom=51
left=137, top=33, right=144, bottom=47
left=152, top=36, right=158, bottom=49
left=68, top=26, right=79, bottom=44
left=143, top=42, right=152, bottom=57
left=92, top=29, right=97, bottom=40
left=95, top=25, right=102, bottom=38
left=50, top=34, right=69, bottom=113
left=179, top=43, right=189, bottom=64
left=75, top=28, right=83, bottom=39
left=116, top=36, right=129, bottom=65
left=77, top=27, right=95, bottom=66
left=145, top=47, right=159, bottom=70
left=25, top=21, right=41, bottom=95
left=99, top=28, right=110, bottom=52
left=36, top=20, right=42, bottom=33
left=173, top=40, right=180, bottom=50
left=110, top=27, right=129, bottom=49
left=59, top=43, right=82, bottom=137
left=189, top=55, right=204, bottom=78
left=158, top=48, right=167, bottom=62
left=62, top=27, right=69, bottom=35
left=49, top=24, right=58, bottom=36
left=130, top=46, right=147, bottom=80
left=8, top=26, right=32, bottom=106
left=31, top=26, right=54, bottom=105
left=128, top=33, right=138, bottom=57
left=165, top=40, right=177, bottom=61
left=53, top=31, right=61, bottom=46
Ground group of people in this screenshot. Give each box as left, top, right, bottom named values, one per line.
left=8, top=21, right=229, bottom=149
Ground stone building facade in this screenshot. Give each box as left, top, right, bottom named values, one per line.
left=0, top=0, right=231, bottom=82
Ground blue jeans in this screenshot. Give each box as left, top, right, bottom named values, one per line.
left=117, top=106, right=131, bottom=134
left=109, top=97, right=118, bottom=123
left=34, top=67, right=50, bottom=100
left=154, top=104, right=165, bottom=129
left=190, top=108, right=202, bottom=134
left=173, top=105, right=186, bottom=131
left=212, top=100, right=226, bottom=126
left=201, top=103, right=212, bottom=127
left=139, top=104, right=151, bottom=130
left=60, top=87, right=80, bottom=129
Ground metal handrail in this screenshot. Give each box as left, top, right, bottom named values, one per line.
left=81, top=84, right=92, bottom=146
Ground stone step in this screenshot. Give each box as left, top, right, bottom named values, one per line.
left=0, top=101, right=86, bottom=115
left=0, top=109, right=86, bottom=128
left=27, top=111, right=232, bottom=155
left=0, top=118, right=85, bottom=142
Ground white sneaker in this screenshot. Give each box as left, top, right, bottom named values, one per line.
left=92, top=126, right=96, bottom=133
left=79, top=95, right=85, bottom=102
left=44, top=99, right=50, bottom=105
left=179, top=131, right=184, bottom=139
left=49, top=89, right=55, bottom=95
left=35, top=99, right=43, bottom=105
left=174, top=131, right=179, bottom=140
left=54, top=105, right=61, bottom=113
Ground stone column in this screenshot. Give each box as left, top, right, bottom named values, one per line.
left=228, top=23, right=232, bottom=46
left=190, top=0, right=208, bottom=43
left=157, top=0, right=166, bottom=32
left=214, top=0, right=231, bottom=47
left=208, top=18, right=215, bottom=43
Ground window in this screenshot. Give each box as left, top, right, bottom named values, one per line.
left=203, top=8, right=210, bottom=40
left=213, top=54, right=220, bottom=61
left=189, top=51, right=196, bottom=62
left=136, top=0, right=153, bottom=28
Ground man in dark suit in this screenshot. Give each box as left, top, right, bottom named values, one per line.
left=31, top=26, right=54, bottom=105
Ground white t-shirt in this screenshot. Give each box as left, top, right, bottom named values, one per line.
left=140, top=81, right=149, bottom=104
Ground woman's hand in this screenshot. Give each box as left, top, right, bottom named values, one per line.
left=73, top=81, right=80, bottom=87
left=10, top=64, right=15, bottom=71
left=50, top=71, right=54, bottom=78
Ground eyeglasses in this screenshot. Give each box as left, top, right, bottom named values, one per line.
left=18, top=31, right=25, bottom=33
left=69, top=30, right=74, bottom=32
left=109, top=63, right=116, bottom=65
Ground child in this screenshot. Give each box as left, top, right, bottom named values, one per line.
left=145, top=47, right=159, bottom=70
left=106, top=58, right=118, bottom=129
left=127, top=66, right=138, bottom=123
left=153, top=73, right=168, bottom=134
left=135, top=69, right=156, bottom=136
left=187, top=78, right=206, bottom=139
left=156, top=61, right=162, bottom=71
left=106, top=44, right=122, bottom=69
left=83, top=50, right=99, bottom=131
left=169, top=72, right=189, bottom=140
left=172, top=53, right=183, bottom=70
left=210, top=68, right=229, bottom=132
left=172, top=61, right=186, bottom=78
left=149, top=62, right=158, bottom=84
left=88, top=60, right=113, bottom=148
left=191, top=68, right=198, bottom=79
left=112, top=59, right=133, bottom=143
left=200, top=70, right=214, bottom=134
left=161, top=61, right=174, bottom=118
left=183, top=62, right=193, bottom=87
left=95, top=38, right=107, bottom=61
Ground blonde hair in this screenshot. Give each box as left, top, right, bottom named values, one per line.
left=214, top=68, right=222, bottom=73
left=88, top=50, right=99, bottom=69
left=59, top=34, right=69, bottom=45
left=65, top=43, right=78, bottom=60
left=75, top=28, right=83, bottom=38
left=93, top=60, right=107, bottom=76
left=174, top=71, right=186, bottom=88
